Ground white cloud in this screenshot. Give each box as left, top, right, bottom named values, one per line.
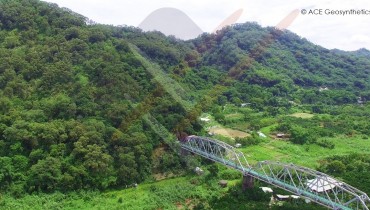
left=351, top=34, right=370, bottom=43
left=43, top=0, right=370, bottom=50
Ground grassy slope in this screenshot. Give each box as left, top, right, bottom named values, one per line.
left=240, top=135, right=370, bottom=168
left=0, top=176, right=240, bottom=210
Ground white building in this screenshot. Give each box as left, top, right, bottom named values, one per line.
left=260, top=187, right=273, bottom=193
left=200, top=117, right=210, bottom=122
left=306, top=176, right=342, bottom=192
left=276, top=194, right=290, bottom=201
left=241, top=103, right=251, bottom=107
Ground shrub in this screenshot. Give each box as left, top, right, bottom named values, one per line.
left=316, top=139, right=335, bottom=149
left=326, top=160, right=346, bottom=174
left=235, top=133, right=264, bottom=147
left=219, top=169, right=241, bottom=180
left=289, top=126, right=317, bottom=144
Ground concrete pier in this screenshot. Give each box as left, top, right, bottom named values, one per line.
left=242, top=174, right=254, bottom=191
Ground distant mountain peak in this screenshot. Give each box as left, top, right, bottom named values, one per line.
left=356, top=48, right=370, bottom=53
left=138, top=7, right=203, bottom=40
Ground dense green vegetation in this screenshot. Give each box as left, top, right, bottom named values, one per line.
left=0, top=167, right=327, bottom=210
left=0, top=0, right=200, bottom=195
left=0, top=0, right=370, bottom=209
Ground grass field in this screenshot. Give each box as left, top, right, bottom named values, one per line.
left=225, top=113, right=244, bottom=121
left=239, top=135, right=370, bottom=168
left=209, top=127, right=250, bottom=139
left=0, top=176, right=242, bottom=210
left=289, top=112, right=314, bottom=119
left=201, top=113, right=250, bottom=139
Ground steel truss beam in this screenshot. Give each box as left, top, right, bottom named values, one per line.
left=180, top=135, right=370, bottom=210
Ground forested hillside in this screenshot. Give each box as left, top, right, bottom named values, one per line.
left=0, top=0, right=201, bottom=194
left=0, top=0, right=369, bottom=200
left=192, top=23, right=370, bottom=106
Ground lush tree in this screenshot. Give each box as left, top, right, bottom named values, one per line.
left=290, top=126, right=316, bottom=144
left=28, top=157, right=63, bottom=192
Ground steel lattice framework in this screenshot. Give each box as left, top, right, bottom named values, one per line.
left=180, top=135, right=370, bottom=210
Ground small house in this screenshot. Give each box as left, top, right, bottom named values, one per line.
left=319, top=87, right=329, bottom=92
left=306, top=176, right=342, bottom=192
left=290, top=195, right=300, bottom=199
left=276, top=194, right=290, bottom=201
left=241, top=103, right=251, bottom=107
left=277, top=133, right=285, bottom=138
left=200, top=117, right=211, bottom=122
left=260, top=187, right=273, bottom=193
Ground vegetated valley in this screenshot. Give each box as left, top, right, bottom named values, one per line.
left=0, top=0, right=370, bottom=209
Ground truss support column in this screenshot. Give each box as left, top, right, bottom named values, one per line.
left=242, top=174, right=254, bottom=191
left=181, top=148, right=190, bottom=156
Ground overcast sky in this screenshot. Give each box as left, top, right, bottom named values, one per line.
left=43, top=0, right=370, bottom=51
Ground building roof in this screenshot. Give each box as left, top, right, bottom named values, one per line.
left=195, top=167, right=203, bottom=172
left=306, top=176, right=343, bottom=192
left=200, top=117, right=210, bottom=122
left=260, top=187, right=273, bottom=193
left=290, top=195, right=300, bottom=199
left=276, top=194, right=290, bottom=199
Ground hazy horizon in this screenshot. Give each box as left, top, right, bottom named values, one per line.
left=43, top=0, right=370, bottom=51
